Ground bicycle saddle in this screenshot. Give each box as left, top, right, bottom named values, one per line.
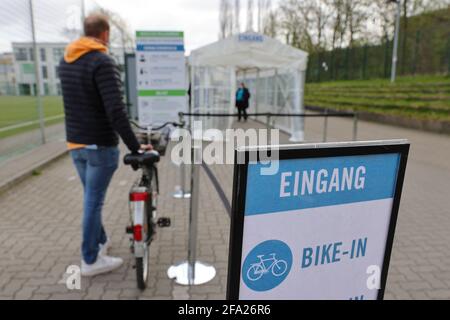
left=124, top=150, right=160, bottom=169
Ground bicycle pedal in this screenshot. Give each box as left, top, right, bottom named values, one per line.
left=157, top=217, right=171, bottom=228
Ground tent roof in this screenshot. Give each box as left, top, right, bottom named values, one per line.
left=189, top=32, right=308, bottom=71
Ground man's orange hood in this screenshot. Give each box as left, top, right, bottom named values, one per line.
left=64, top=37, right=108, bottom=63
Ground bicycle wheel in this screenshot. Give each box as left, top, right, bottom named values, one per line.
left=136, top=244, right=149, bottom=290
left=247, top=264, right=264, bottom=281
left=136, top=190, right=151, bottom=290
left=272, top=260, right=288, bottom=277
left=145, top=167, right=158, bottom=243
left=145, top=193, right=155, bottom=243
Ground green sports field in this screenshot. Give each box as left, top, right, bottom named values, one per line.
left=1, top=75, right=449, bottom=140
left=305, top=75, right=450, bottom=122
left=0, top=96, right=64, bottom=139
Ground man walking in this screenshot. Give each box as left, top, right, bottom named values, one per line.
left=59, top=14, right=151, bottom=277
left=235, top=82, right=251, bottom=122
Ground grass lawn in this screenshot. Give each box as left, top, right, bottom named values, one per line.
left=305, top=75, right=450, bottom=121
left=0, top=96, right=64, bottom=139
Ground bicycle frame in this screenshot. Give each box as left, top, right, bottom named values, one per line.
left=253, top=255, right=278, bottom=273
left=129, top=165, right=157, bottom=259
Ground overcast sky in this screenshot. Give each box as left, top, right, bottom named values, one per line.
left=95, top=0, right=220, bottom=53
left=0, top=0, right=279, bottom=54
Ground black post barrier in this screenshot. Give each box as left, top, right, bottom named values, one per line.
left=178, top=112, right=356, bottom=118
left=178, top=110, right=359, bottom=142
left=323, top=109, right=329, bottom=142
left=178, top=109, right=359, bottom=142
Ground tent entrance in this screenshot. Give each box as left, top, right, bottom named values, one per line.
left=189, top=32, right=308, bottom=142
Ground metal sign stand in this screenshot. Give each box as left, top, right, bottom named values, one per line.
left=173, top=114, right=191, bottom=199
left=173, top=161, right=191, bottom=199
left=168, top=146, right=216, bottom=285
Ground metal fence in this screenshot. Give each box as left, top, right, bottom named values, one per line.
left=306, top=6, right=450, bottom=83
left=0, top=0, right=133, bottom=164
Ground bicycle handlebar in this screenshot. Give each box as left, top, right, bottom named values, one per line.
left=130, top=121, right=184, bottom=131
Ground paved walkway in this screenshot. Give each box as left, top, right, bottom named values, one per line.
left=0, top=116, right=450, bottom=300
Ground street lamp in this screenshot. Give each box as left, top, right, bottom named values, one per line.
left=389, top=0, right=402, bottom=83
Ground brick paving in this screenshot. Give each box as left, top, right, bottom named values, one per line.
left=0, top=117, right=449, bottom=300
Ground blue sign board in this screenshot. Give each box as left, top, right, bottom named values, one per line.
left=227, top=141, right=409, bottom=300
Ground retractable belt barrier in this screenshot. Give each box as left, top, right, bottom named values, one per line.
left=178, top=109, right=359, bottom=143
left=168, top=109, right=359, bottom=287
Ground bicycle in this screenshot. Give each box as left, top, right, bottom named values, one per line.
left=246, top=254, right=288, bottom=282
left=124, top=121, right=183, bottom=290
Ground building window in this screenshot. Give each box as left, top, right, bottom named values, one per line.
left=57, top=83, right=62, bottom=95
left=18, top=83, right=31, bottom=95
left=40, top=48, right=46, bottom=62
left=44, top=83, right=49, bottom=95
left=21, top=63, right=35, bottom=75
left=55, top=66, right=59, bottom=79
left=53, top=48, right=65, bottom=62
left=42, top=66, right=48, bottom=79
left=29, top=48, right=34, bottom=61
left=14, top=48, right=28, bottom=61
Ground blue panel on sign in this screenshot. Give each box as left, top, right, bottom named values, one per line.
left=238, top=34, right=264, bottom=42
left=245, top=153, right=400, bottom=216
left=137, top=44, right=185, bottom=52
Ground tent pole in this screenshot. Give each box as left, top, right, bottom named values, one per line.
left=255, top=68, right=260, bottom=120
left=264, top=72, right=269, bottom=121
left=273, top=69, right=279, bottom=128
left=289, top=69, right=305, bottom=142
left=230, top=67, right=237, bottom=127
left=300, top=70, right=306, bottom=139
left=189, top=65, right=195, bottom=132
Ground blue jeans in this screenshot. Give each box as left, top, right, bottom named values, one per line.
left=71, top=146, right=119, bottom=264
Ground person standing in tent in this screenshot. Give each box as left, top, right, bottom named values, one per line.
left=235, top=82, right=251, bottom=122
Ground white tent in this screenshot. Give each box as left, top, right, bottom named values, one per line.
left=188, top=32, right=308, bottom=141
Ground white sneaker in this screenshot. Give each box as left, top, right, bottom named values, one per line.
left=99, top=238, right=111, bottom=257
left=81, top=255, right=123, bottom=277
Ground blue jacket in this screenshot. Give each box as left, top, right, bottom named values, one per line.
left=236, top=88, right=251, bottom=108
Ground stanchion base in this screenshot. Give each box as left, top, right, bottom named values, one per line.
left=167, top=261, right=216, bottom=285
left=173, top=191, right=191, bottom=199
left=289, top=131, right=304, bottom=143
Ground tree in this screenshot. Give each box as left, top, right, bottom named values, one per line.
left=247, top=0, right=254, bottom=31
left=279, top=0, right=312, bottom=50
left=219, top=0, right=232, bottom=38
left=339, top=0, right=371, bottom=48
left=95, top=7, right=134, bottom=52
left=330, top=0, right=345, bottom=50
left=263, top=5, right=279, bottom=37
left=257, top=0, right=272, bottom=33
left=297, top=0, right=333, bottom=51
left=372, top=0, right=396, bottom=43
left=234, top=0, right=241, bottom=34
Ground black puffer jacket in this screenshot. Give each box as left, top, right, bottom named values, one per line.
left=59, top=51, right=140, bottom=152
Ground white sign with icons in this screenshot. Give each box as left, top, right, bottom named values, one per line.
left=227, top=141, right=409, bottom=300
left=135, top=31, right=187, bottom=126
